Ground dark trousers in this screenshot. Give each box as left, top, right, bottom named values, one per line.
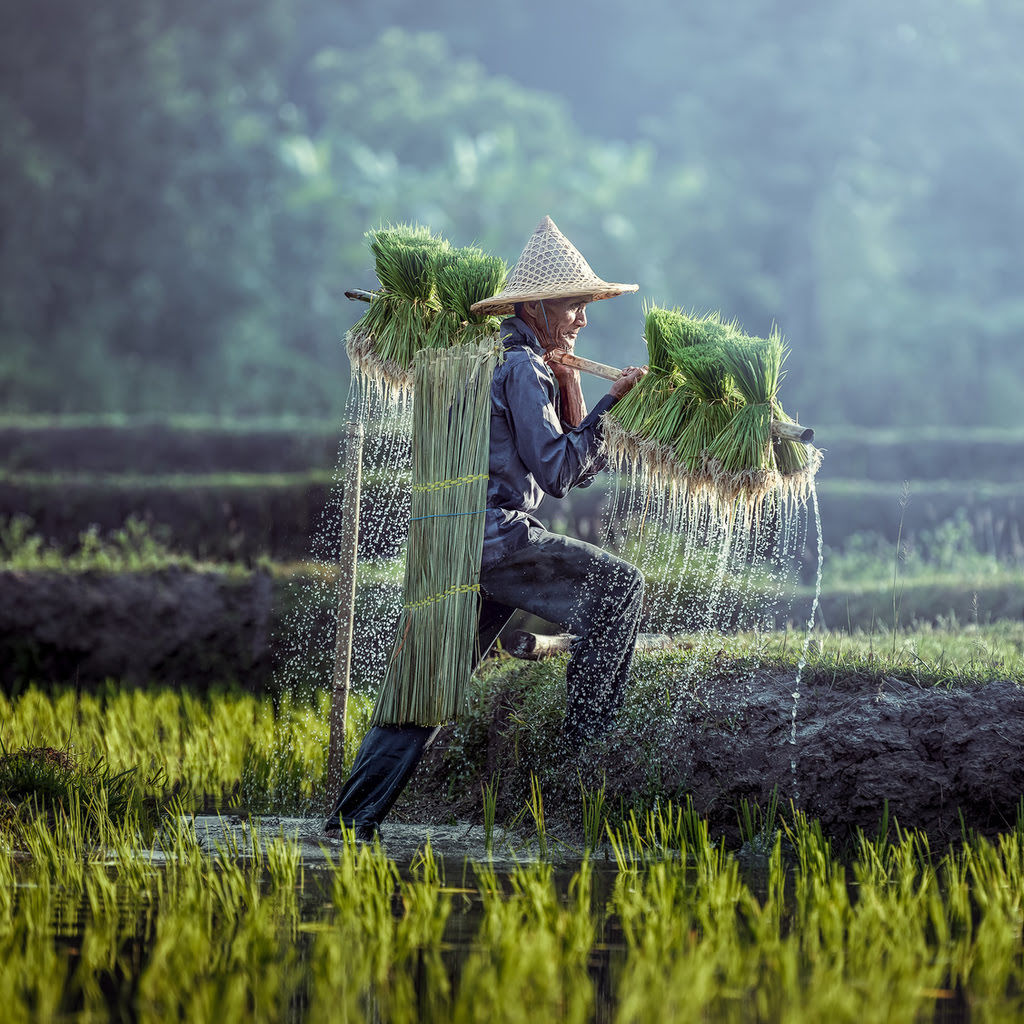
left=325, top=529, right=643, bottom=832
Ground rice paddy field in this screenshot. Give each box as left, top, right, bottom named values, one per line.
left=2, top=630, right=1024, bottom=1022
left=3, top=785, right=1024, bottom=1023
left=3, top=417, right=1024, bottom=1020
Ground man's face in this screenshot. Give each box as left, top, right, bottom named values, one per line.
left=539, top=297, right=588, bottom=351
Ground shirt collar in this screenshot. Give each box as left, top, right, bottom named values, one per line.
left=500, top=316, right=545, bottom=357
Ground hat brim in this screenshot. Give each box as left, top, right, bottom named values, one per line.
left=470, top=282, right=638, bottom=317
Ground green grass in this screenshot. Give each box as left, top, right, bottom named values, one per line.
left=742, top=623, right=1024, bottom=686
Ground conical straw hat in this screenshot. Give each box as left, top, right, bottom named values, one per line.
left=469, top=215, right=638, bottom=315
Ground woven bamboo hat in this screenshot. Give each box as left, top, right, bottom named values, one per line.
left=469, top=215, right=638, bottom=316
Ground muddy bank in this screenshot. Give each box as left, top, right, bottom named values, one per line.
left=0, top=568, right=407, bottom=692
left=407, top=661, right=1024, bottom=844
left=0, top=569, right=276, bottom=691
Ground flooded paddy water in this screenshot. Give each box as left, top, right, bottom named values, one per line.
left=4, top=798, right=1023, bottom=1021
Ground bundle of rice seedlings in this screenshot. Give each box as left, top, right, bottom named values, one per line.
left=601, top=304, right=686, bottom=467
left=371, top=340, right=498, bottom=727
left=346, top=224, right=448, bottom=394
left=602, top=304, right=821, bottom=511
left=672, top=344, right=740, bottom=473
left=368, top=231, right=446, bottom=364
left=348, top=230, right=510, bottom=399
left=706, top=334, right=784, bottom=481
left=434, top=247, right=507, bottom=326
left=426, top=247, right=507, bottom=350
left=710, top=324, right=819, bottom=498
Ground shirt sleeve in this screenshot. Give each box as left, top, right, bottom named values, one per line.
left=502, top=351, right=615, bottom=498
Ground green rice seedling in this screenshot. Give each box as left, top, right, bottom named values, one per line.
left=645, top=379, right=695, bottom=449
left=736, top=785, right=780, bottom=852
left=346, top=224, right=447, bottom=392
left=606, top=366, right=674, bottom=437
left=453, top=860, right=595, bottom=1024
left=308, top=833, right=414, bottom=1022
left=642, top=303, right=694, bottom=370
left=527, top=772, right=548, bottom=859
left=481, top=772, right=499, bottom=856
left=610, top=838, right=757, bottom=1022
left=424, top=247, right=505, bottom=352
left=372, top=226, right=444, bottom=296
left=422, top=307, right=462, bottom=352
left=605, top=303, right=687, bottom=440
left=238, top=730, right=318, bottom=816
left=0, top=885, right=68, bottom=1023
left=579, top=771, right=607, bottom=853
left=74, top=863, right=132, bottom=1017
left=381, top=842, right=453, bottom=1020
left=368, top=234, right=444, bottom=366
left=0, top=840, right=13, bottom=925
left=137, top=849, right=302, bottom=1022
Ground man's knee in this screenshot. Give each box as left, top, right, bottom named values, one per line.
left=585, top=556, right=643, bottom=623
left=610, top=556, right=644, bottom=603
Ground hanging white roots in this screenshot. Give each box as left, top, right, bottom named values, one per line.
left=601, top=414, right=823, bottom=526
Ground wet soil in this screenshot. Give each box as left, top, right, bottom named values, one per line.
left=404, top=665, right=1024, bottom=847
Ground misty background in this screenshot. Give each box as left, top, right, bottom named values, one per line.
left=3, top=0, right=1022, bottom=428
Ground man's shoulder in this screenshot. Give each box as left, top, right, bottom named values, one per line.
left=496, top=346, right=553, bottom=391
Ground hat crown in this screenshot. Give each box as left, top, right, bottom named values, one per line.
left=469, top=216, right=638, bottom=315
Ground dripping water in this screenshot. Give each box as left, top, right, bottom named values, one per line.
left=788, top=481, right=824, bottom=803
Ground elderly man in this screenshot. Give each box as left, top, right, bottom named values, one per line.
left=326, top=216, right=646, bottom=838
left=471, top=215, right=647, bottom=745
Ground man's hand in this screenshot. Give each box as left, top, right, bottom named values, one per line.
left=609, top=365, right=648, bottom=400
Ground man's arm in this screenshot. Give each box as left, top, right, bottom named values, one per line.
left=503, top=352, right=615, bottom=498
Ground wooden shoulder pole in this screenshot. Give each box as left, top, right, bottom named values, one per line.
left=325, top=420, right=364, bottom=814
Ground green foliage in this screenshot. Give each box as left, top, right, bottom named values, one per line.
left=4, top=3, right=1024, bottom=427
left=0, top=514, right=202, bottom=572
left=826, top=511, right=1010, bottom=586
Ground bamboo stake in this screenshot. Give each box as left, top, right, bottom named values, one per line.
left=325, top=420, right=364, bottom=814
left=545, top=349, right=814, bottom=443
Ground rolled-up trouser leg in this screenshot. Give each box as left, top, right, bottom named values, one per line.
left=479, top=530, right=644, bottom=739
left=325, top=725, right=439, bottom=832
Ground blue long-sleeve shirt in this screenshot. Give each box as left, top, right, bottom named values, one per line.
left=481, top=317, right=615, bottom=571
